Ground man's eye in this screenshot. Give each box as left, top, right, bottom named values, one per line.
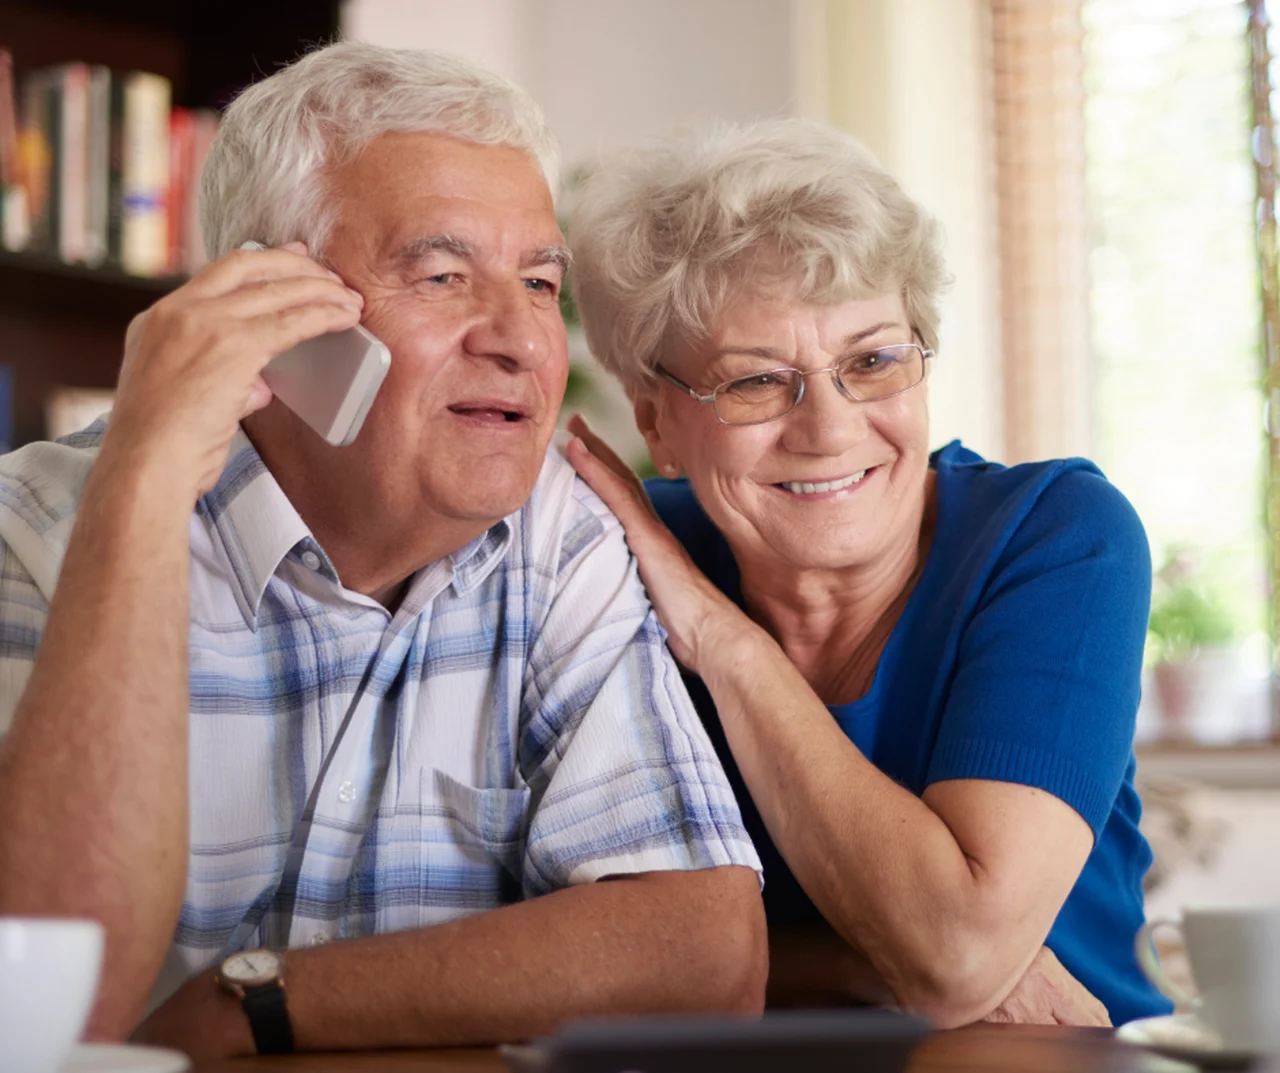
left=423, top=273, right=459, bottom=285
left=524, top=277, right=558, bottom=294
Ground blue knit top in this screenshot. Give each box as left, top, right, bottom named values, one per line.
left=647, top=440, right=1170, bottom=1025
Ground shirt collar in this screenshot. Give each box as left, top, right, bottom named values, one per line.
left=198, top=431, right=516, bottom=627
left=197, top=431, right=311, bottom=629
left=447, top=520, right=513, bottom=594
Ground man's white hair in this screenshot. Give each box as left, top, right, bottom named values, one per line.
left=568, top=119, right=949, bottom=390
left=200, top=41, right=560, bottom=260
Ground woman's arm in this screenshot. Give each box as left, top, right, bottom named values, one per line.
left=767, top=923, right=1108, bottom=1026
left=566, top=421, right=1112, bottom=1027
left=696, top=615, right=1094, bottom=1026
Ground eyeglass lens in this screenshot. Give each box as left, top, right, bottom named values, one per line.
left=713, top=344, right=925, bottom=424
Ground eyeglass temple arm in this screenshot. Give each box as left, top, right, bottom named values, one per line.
left=656, top=366, right=717, bottom=404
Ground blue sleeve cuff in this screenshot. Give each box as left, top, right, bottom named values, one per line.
left=926, top=737, right=1114, bottom=839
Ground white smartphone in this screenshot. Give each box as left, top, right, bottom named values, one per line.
left=239, top=241, right=391, bottom=446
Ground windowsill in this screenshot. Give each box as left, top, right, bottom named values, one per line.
left=1135, top=744, right=1280, bottom=789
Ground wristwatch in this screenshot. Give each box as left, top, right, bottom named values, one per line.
left=216, top=948, right=295, bottom=1055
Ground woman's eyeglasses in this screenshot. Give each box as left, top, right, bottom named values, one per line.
left=655, top=342, right=933, bottom=426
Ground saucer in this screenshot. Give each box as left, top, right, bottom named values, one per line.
left=61, top=1043, right=190, bottom=1072
left=1116, top=1013, right=1263, bottom=1070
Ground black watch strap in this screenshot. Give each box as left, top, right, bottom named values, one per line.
left=242, top=981, right=295, bottom=1055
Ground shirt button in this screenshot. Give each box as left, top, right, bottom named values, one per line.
left=301, top=550, right=322, bottom=571
left=337, top=780, right=356, bottom=804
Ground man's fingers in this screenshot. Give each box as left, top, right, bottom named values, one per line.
left=209, top=275, right=363, bottom=321
left=180, top=243, right=340, bottom=300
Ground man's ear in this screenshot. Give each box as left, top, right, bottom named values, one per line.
left=632, top=389, right=683, bottom=478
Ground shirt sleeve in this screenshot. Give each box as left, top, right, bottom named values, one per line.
left=516, top=475, right=762, bottom=896
left=0, top=539, right=49, bottom=738
left=925, top=465, right=1152, bottom=839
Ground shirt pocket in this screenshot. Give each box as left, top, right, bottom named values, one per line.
left=423, top=767, right=532, bottom=889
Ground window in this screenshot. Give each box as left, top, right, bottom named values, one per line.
left=1083, top=0, right=1272, bottom=745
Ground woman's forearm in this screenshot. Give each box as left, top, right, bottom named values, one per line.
left=702, top=620, right=1046, bottom=1024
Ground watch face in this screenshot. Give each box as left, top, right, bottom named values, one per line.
left=222, top=949, right=282, bottom=986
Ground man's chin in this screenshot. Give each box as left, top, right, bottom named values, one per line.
left=433, top=481, right=536, bottom=528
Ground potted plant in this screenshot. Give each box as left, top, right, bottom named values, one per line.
left=1146, top=548, right=1239, bottom=740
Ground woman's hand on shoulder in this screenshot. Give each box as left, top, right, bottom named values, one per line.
left=566, top=414, right=754, bottom=673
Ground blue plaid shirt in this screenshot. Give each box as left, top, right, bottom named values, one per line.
left=0, top=422, right=760, bottom=1006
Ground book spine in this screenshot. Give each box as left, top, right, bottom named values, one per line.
left=0, top=48, right=28, bottom=252
left=43, top=73, right=61, bottom=256
left=166, top=106, right=191, bottom=275
left=0, top=364, right=12, bottom=455
left=106, top=72, right=124, bottom=265
left=57, top=62, right=89, bottom=264
left=84, top=65, right=111, bottom=267
left=20, top=70, right=52, bottom=253
left=120, top=71, right=170, bottom=277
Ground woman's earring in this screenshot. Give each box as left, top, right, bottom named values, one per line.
left=662, top=463, right=680, bottom=477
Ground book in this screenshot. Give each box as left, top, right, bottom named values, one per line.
left=120, top=71, right=170, bottom=277
left=106, top=70, right=124, bottom=265
left=167, top=106, right=191, bottom=274
left=0, top=365, right=12, bottom=455
left=84, top=65, right=111, bottom=267
left=56, top=62, right=89, bottom=264
left=0, top=49, right=28, bottom=252
left=19, top=69, right=54, bottom=254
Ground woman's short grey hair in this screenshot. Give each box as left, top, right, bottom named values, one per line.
left=568, top=119, right=949, bottom=390
left=200, top=41, right=559, bottom=260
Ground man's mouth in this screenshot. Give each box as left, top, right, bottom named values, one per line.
left=773, top=468, right=872, bottom=495
left=447, top=400, right=532, bottom=424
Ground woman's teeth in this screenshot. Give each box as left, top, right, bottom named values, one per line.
left=780, top=471, right=867, bottom=495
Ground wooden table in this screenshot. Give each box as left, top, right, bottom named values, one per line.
left=190, top=1024, right=1201, bottom=1072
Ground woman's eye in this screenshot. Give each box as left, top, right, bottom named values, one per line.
left=851, top=350, right=896, bottom=373
left=421, top=273, right=458, bottom=285
left=729, top=373, right=786, bottom=393
left=524, top=277, right=558, bottom=294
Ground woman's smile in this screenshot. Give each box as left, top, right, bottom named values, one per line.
left=770, top=466, right=875, bottom=498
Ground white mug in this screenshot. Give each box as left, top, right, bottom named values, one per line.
left=1136, top=903, right=1280, bottom=1052
left=0, top=917, right=104, bottom=1073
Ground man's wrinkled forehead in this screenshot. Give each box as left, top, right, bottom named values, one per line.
left=328, top=132, right=550, bottom=208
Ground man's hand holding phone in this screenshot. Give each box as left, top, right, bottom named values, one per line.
left=102, top=241, right=365, bottom=504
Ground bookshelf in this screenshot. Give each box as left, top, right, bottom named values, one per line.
left=0, top=0, right=341, bottom=447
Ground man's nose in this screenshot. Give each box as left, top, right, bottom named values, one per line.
left=463, top=280, right=556, bottom=371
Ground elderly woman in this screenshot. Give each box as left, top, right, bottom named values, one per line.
left=564, top=119, right=1169, bottom=1028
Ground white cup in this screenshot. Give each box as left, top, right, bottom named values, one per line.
left=0, top=917, right=104, bottom=1073
left=1137, top=902, right=1280, bottom=1052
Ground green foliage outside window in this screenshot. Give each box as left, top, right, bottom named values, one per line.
left=1146, top=548, right=1239, bottom=665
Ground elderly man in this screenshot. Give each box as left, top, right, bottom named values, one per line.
left=0, top=43, right=764, bottom=1057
